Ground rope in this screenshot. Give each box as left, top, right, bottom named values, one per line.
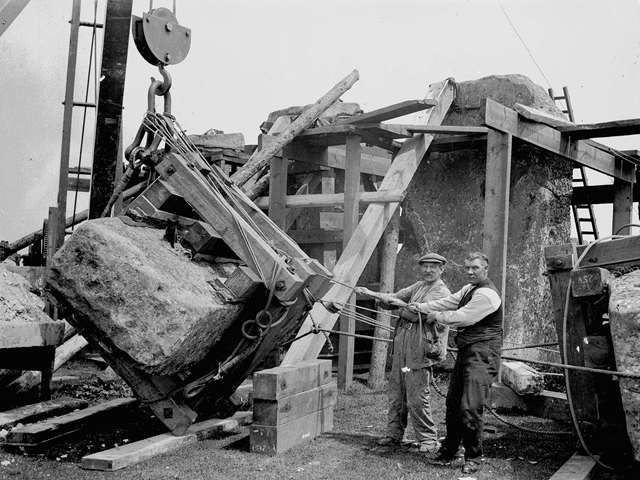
left=486, top=408, right=573, bottom=436
left=498, top=1, right=553, bottom=89
left=500, top=355, right=640, bottom=379
left=430, top=377, right=573, bottom=436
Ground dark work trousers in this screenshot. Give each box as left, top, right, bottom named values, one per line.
left=441, top=339, right=501, bottom=459
left=386, top=362, right=438, bottom=445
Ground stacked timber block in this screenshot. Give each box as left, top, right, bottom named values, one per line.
left=250, top=360, right=336, bottom=455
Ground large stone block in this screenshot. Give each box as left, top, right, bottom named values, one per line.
left=397, top=74, right=571, bottom=354
left=609, top=269, right=640, bottom=461
left=47, top=217, right=245, bottom=376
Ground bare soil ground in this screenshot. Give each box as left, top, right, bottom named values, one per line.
left=0, top=368, right=632, bottom=480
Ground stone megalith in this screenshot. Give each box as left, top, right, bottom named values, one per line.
left=396, top=74, right=572, bottom=352
left=609, top=269, right=640, bottom=461
left=47, top=217, right=244, bottom=376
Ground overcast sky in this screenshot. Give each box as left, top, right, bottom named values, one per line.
left=1, top=0, right=639, bottom=242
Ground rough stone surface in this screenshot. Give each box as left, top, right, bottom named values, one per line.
left=47, top=217, right=243, bottom=376
left=0, top=262, right=49, bottom=324
left=0, top=262, right=53, bottom=385
left=397, top=74, right=572, bottom=353
left=609, top=269, right=640, bottom=461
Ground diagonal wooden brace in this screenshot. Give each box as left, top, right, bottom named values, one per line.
left=282, top=78, right=457, bottom=364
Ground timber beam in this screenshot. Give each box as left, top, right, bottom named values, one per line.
left=485, top=99, right=637, bottom=182
left=558, top=118, right=640, bottom=140
left=572, top=184, right=640, bottom=205
left=285, top=144, right=391, bottom=177
left=254, top=190, right=405, bottom=209
left=336, top=99, right=438, bottom=125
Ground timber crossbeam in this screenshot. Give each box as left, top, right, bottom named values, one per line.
left=484, top=98, right=637, bottom=182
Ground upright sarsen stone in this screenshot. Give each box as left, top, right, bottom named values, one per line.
left=609, top=270, right=640, bottom=461
left=396, top=74, right=572, bottom=352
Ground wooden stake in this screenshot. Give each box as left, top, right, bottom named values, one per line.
left=338, top=135, right=361, bottom=390
left=368, top=210, right=399, bottom=390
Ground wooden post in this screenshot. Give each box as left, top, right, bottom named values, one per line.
left=45, top=207, right=61, bottom=269
left=89, top=0, right=133, bottom=218
left=482, top=130, right=512, bottom=329
left=268, top=154, right=288, bottom=229
left=368, top=210, right=399, bottom=390
left=320, top=169, right=337, bottom=270
left=612, top=177, right=634, bottom=235
left=338, top=135, right=361, bottom=390
left=544, top=245, right=597, bottom=424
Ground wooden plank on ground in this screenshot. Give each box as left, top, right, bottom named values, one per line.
left=250, top=406, right=333, bottom=455
left=0, top=321, right=65, bottom=349
left=548, top=453, right=597, bottom=480
left=485, top=99, right=636, bottom=182
left=282, top=78, right=456, bottom=364
left=81, top=411, right=252, bottom=471
left=253, top=382, right=337, bottom=426
left=0, top=398, right=88, bottom=430
left=253, top=360, right=332, bottom=400
left=5, top=397, right=136, bottom=447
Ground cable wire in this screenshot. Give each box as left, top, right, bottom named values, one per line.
left=498, top=1, right=553, bottom=89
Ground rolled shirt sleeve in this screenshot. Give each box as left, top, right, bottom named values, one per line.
left=431, top=287, right=501, bottom=328
left=415, top=286, right=467, bottom=313
left=394, top=282, right=420, bottom=303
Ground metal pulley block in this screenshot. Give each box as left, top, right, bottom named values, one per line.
left=132, top=7, right=191, bottom=66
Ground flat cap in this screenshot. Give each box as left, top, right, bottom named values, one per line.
left=418, top=252, right=447, bottom=264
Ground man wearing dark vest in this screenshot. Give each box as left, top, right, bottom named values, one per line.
left=356, top=253, right=450, bottom=454
left=408, top=252, right=502, bottom=475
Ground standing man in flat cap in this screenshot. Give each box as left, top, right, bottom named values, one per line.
left=408, top=252, right=502, bottom=475
left=356, top=252, right=450, bottom=454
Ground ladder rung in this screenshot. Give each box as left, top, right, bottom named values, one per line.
left=68, top=166, right=92, bottom=175
left=62, top=101, right=97, bottom=108
left=71, top=21, right=104, bottom=28
left=581, top=231, right=595, bottom=235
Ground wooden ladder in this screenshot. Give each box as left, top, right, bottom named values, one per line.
left=548, top=86, right=599, bottom=244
